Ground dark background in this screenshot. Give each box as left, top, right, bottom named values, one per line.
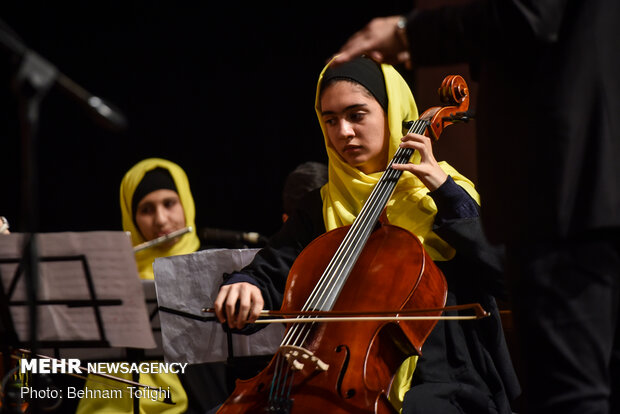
left=0, top=1, right=477, bottom=241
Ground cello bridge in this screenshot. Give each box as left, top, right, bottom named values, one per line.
left=279, top=345, right=329, bottom=372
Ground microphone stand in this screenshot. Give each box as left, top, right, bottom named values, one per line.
left=9, top=47, right=58, bottom=414
left=0, top=18, right=128, bottom=413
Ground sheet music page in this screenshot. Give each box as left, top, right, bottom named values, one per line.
left=154, top=248, right=284, bottom=364
left=0, top=232, right=156, bottom=350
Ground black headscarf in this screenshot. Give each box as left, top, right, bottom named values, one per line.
left=320, top=56, right=388, bottom=111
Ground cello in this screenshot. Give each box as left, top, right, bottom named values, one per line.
left=217, top=74, right=473, bottom=413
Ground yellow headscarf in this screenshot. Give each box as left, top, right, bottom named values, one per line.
left=315, top=59, right=479, bottom=262
left=120, top=158, right=200, bottom=279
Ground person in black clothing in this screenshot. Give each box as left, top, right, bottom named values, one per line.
left=333, top=2, right=620, bottom=413
left=213, top=56, right=519, bottom=413
left=281, top=161, right=328, bottom=223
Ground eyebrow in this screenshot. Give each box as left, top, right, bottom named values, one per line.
left=137, top=197, right=178, bottom=209
left=320, top=103, right=368, bottom=116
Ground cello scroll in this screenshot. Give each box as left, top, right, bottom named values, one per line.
left=412, top=74, right=472, bottom=141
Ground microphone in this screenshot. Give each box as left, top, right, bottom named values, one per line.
left=200, top=227, right=266, bottom=247
left=0, top=18, right=127, bottom=132
left=56, top=71, right=128, bottom=132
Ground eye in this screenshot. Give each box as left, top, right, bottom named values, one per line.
left=164, top=198, right=179, bottom=209
left=323, top=117, right=336, bottom=126
left=137, top=204, right=154, bottom=215
left=349, top=111, right=366, bottom=122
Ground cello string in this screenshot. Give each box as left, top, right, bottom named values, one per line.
left=284, top=196, right=374, bottom=346
left=281, top=136, right=420, bottom=373
left=253, top=117, right=426, bottom=399
left=304, top=120, right=424, bottom=313
left=282, top=188, right=385, bottom=345
left=285, top=371, right=296, bottom=405
left=304, top=159, right=399, bottom=314
left=298, top=141, right=408, bottom=315
left=300, top=158, right=399, bottom=311
left=299, top=124, right=420, bottom=313
left=268, top=354, right=286, bottom=406
left=268, top=354, right=281, bottom=403
left=276, top=362, right=289, bottom=403
left=296, top=135, right=423, bottom=331
left=285, top=120, right=426, bottom=349
left=269, top=352, right=298, bottom=407
left=278, top=364, right=293, bottom=403
left=283, top=119, right=426, bottom=348
left=284, top=123, right=425, bottom=350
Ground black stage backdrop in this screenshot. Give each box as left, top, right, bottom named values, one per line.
left=0, top=2, right=420, bottom=240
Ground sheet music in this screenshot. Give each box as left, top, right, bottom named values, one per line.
left=0, top=232, right=156, bottom=350
left=154, top=248, right=284, bottom=364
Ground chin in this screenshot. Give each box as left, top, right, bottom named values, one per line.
left=351, top=160, right=370, bottom=171
left=344, top=156, right=365, bottom=167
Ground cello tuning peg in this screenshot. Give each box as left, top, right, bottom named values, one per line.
left=442, top=110, right=476, bottom=123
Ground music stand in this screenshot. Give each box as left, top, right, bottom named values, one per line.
left=0, top=231, right=156, bottom=354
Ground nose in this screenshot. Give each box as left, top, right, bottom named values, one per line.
left=335, top=119, right=355, bottom=141
left=154, top=205, right=168, bottom=226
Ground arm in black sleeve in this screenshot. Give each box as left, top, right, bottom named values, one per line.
left=429, top=176, right=507, bottom=298
left=430, top=175, right=480, bottom=225
left=222, top=189, right=324, bottom=311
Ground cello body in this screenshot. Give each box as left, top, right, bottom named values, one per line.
left=216, top=223, right=447, bottom=413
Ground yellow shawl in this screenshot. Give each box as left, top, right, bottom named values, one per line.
left=315, top=60, right=479, bottom=262
left=120, top=158, right=200, bottom=279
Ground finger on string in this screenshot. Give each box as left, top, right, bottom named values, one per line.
left=399, top=140, right=425, bottom=151
left=402, top=133, right=430, bottom=143
left=391, top=163, right=418, bottom=173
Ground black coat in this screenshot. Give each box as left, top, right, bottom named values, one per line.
left=406, top=0, right=620, bottom=243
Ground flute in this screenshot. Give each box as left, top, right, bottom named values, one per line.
left=133, top=226, right=192, bottom=253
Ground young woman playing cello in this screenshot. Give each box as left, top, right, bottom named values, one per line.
left=214, top=57, right=520, bottom=413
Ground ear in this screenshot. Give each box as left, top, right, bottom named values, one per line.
left=282, top=213, right=289, bottom=223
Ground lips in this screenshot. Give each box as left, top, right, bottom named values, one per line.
left=343, top=145, right=363, bottom=153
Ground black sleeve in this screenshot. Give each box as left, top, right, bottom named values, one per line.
left=428, top=175, right=480, bottom=224
left=405, top=0, right=570, bottom=66
left=223, top=189, right=325, bottom=311
left=429, top=177, right=507, bottom=298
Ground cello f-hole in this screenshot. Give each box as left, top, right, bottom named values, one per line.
left=335, top=344, right=354, bottom=399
